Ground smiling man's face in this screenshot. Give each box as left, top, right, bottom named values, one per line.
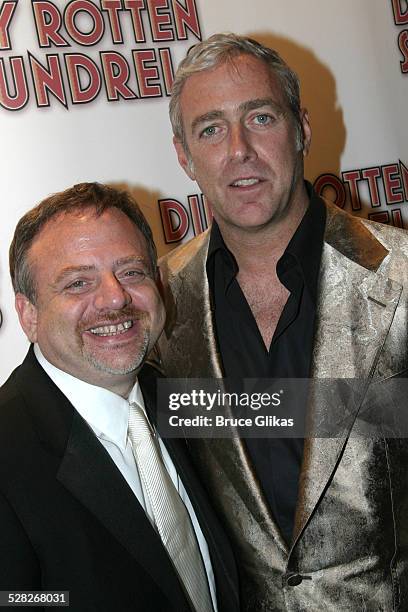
left=174, top=54, right=311, bottom=233
left=16, top=207, right=165, bottom=395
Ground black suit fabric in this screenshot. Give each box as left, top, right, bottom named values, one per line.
left=0, top=347, right=238, bottom=612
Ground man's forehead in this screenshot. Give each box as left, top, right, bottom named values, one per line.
left=180, top=56, right=286, bottom=118
left=28, top=207, right=145, bottom=263
left=33, top=206, right=134, bottom=239
left=32, top=207, right=99, bottom=241
left=182, top=54, right=279, bottom=89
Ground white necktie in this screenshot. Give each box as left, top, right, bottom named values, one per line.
left=128, top=402, right=213, bottom=612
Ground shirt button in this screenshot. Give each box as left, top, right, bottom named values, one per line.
left=286, top=573, right=303, bottom=587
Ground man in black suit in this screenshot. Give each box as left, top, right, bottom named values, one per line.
left=0, top=182, right=238, bottom=612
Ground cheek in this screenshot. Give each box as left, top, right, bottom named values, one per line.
left=190, top=145, right=221, bottom=174
left=37, top=299, right=87, bottom=335
left=193, top=163, right=222, bottom=198
left=35, top=302, right=60, bottom=331
left=35, top=308, right=68, bottom=350
left=131, top=286, right=164, bottom=318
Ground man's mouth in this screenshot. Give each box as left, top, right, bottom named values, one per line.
left=88, top=320, right=134, bottom=337
left=230, top=178, right=262, bottom=188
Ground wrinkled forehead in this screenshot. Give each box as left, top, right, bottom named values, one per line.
left=179, top=54, right=288, bottom=128
left=28, top=207, right=148, bottom=271
left=32, top=206, right=141, bottom=245
left=188, top=52, right=285, bottom=90
left=31, top=206, right=99, bottom=246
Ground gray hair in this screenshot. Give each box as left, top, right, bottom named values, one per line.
left=170, top=32, right=303, bottom=150
left=9, top=182, right=157, bottom=303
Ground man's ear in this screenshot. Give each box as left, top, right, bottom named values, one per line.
left=15, top=293, right=38, bottom=343
left=300, top=108, right=312, bottom=155
left=173, top=137, right=196, bottom=181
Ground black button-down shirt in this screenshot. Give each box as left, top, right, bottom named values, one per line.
left=206, top=185, right=326, bottom=544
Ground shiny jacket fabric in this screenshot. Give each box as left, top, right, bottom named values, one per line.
left=157, top=197, right=408, bottom=611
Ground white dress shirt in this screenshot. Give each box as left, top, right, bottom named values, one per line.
left=34, top=345, right=217, bottom=610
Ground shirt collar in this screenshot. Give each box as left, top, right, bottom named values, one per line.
left=34, top=344, right=143, bottom=451
left=207, top=220, right=238, bottom=293
left=207, top=181, right=326, bottom=302
left=207, top=217, right=235, bottom=268
left=278, top=182, right=326, bottom=302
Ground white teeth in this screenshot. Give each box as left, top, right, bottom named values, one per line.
left=232, top=178, right=260, bottom=187
left=89, top=320, right=133, bottom=336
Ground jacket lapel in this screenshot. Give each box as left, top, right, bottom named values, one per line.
left=293, top=203, right=402, bottom=543
left=161, top=230, right=223, bottom=378
left=57, top=412, right=191, bottom=610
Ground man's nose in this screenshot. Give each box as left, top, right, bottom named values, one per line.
left=94, top=274, right=131, bottom=311
left=228, top=124, right=256, bottom=162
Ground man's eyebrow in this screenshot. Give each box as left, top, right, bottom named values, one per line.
left=114, top=256, right=146, bottom=268
left=239, top=97, right=285, bottom=115
left=54, top=265, right=96, bottom=285
left=191, top=110, right=224, bottom=134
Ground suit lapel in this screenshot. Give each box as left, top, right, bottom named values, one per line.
left=57, top=412, right=191, bottom=610
left=193, top=435, right=289, bottom=555
left=293, top=203, right=402, bottom=543
left=161, top=230, right=223, bottom=378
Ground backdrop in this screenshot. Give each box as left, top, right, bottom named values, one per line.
left=1, top=0, right=407, bottom=383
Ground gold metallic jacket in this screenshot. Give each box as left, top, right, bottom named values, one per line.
left=157, top=199, right=408, bottom=611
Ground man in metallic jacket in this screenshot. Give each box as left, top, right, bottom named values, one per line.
left=158, top=33, right=408, bottom=611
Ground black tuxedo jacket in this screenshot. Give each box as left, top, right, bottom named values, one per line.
left=0, top=347, right=239, bottom=612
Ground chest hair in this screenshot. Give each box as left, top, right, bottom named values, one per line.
left=238, top=272, right=290, bottom=349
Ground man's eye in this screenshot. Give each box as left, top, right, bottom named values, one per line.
left=123, top=269, right=147, bottom=282
left=254, top=114, right=273, bottom=125
left=200, top=125, right=218, bottom=138
left=65, top=280, right=87, bottom=290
